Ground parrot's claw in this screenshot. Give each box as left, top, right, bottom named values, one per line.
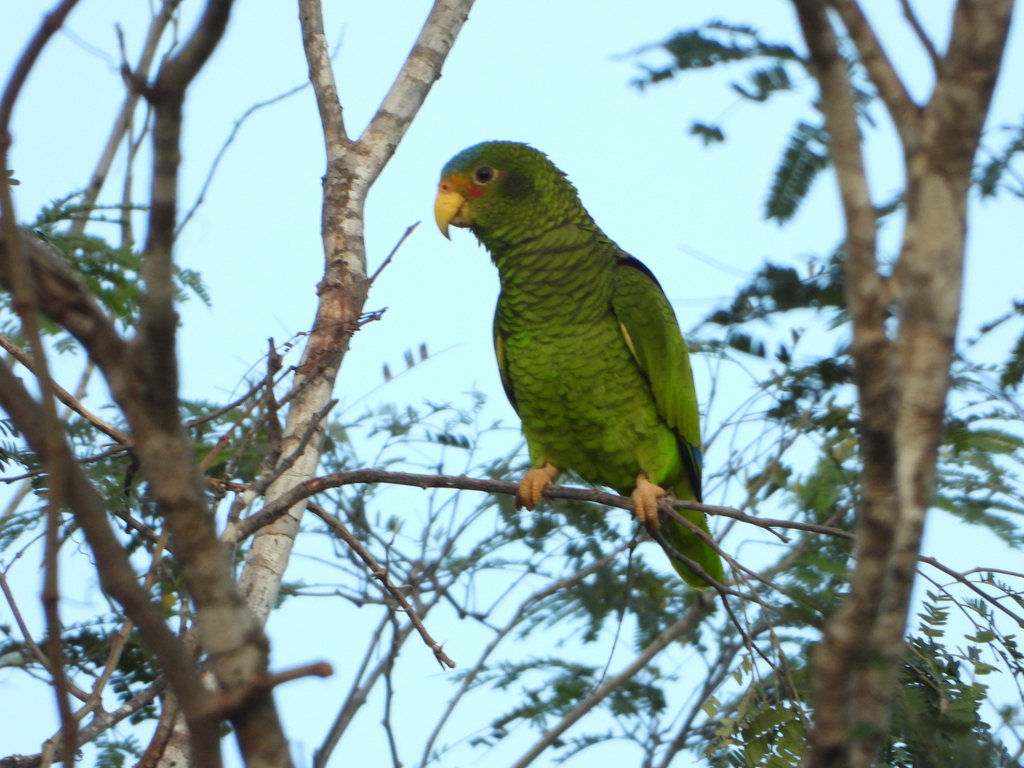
left=517, top=463, right=560, bottom=510
left=632, top=473, right=667, bottom=529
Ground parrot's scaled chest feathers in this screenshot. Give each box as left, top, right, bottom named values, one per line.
left=435, top=140, right=724, bottom=587
left=493, top=238, right=680, bottom=494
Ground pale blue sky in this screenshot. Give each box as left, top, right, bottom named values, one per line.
left=1, top=1, right=1023, bottom=765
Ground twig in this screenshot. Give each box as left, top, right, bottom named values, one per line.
left=0, top=0, right=81, bottom=139
left=829, top=0, right=922, bottom=148
left=308, top=503, right=455, bottom=668
left=0, top=334, right=130, bottom=445
left=0, top=570, right=88, bottom=702
left=418, top=542, right=632, bottom=768
left=195, top=384, right=272, bottom=473
left=2, top=680, right=167, bottom=768
left=184, top=368, right=289, bottom=429
left=176, top=81, right=310, bottom=236
left=313, top=615, right=392, bottom=768
left=1, top=6, right=86, bottom=766
left=509, top=598, right=712, bottom=768
left=90, top=531, right=169, bottom=706
left=254, top=399, right=337, bottom=495
left=232, top=468, right=855, bottom=544
left=655, top=641, right=743, bottom=768
left=897, top=0, right=942, bottom=72
left=209, top=662, right=333, bottom=717
left=368, top=222, right=419, bottom=287
left=919, top=556, right=1024, bottom=627
left=135, top=689, right=178, bottom=768
left=70, top=0, right=182, bottom=235
left=382, top=615, right=402, bottom=768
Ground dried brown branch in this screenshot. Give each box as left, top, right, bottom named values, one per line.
left=307, top=503, right=456, bottom=668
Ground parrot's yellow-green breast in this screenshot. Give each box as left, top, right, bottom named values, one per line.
left=435, top=141, right=724, bottom=588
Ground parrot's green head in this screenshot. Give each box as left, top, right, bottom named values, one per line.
left=434, top=141, right=586, bottom=251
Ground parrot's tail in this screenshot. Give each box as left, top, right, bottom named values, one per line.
left=658, top=508, right=725, bottom=589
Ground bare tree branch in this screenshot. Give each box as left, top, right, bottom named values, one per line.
left=898, top=0, right=942, bottom=72
left=229, top=468, right=855, bottom=545
left=0, top=680, right=166, bottom=768
left=297, top=0, right=348, bottom=155
left=237, top=0, right=475, bottom=633
left=0, top=570, right=89, bottom=702
left=1, top=6, right=90, bottom=765
left=829, top=0, right=922, bottom=148
left=0, top=360, right=212, bottom=753
left=0, top=334, right=130, bottom=445
left=418, top=542, right=635, bottom=768
left=70, top=0, right=182, bottom=235
left=308, top=503, right=455, bottom=668
left=509, top=598, right=713, bottom=768
left=792, top=1, right=1017, bottom=766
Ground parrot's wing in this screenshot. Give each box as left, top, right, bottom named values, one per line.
left=611, top=256, right=703, bottom=501
left=493, top=304, right=519, bottom=414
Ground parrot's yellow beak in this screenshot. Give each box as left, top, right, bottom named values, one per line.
left=434, top=179, right=472, bottom=239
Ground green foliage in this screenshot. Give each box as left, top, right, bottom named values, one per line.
left=94, top=734, right=143, bottom=768
left=631, top=22, right=801, bottom=90
left=874, top=599, right=1024, bottom=768
left=630, top=21, right=880, bottom=223
left=691, top=121, right=726, bottom=145
left=765, top=122, right=830, bottom=223
left=978, top=117, right=1024, bottom=199
left=20, top=193, right=210, bottom=335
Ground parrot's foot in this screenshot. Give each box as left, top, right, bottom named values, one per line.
left=632, top=473, right=668, bottom=529
left=517, top=463, right=560, bottom=510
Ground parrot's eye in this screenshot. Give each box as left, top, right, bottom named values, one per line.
left=473, top=165, right=496, bottom=185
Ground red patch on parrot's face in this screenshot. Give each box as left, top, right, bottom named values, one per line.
left=445, top=168, right=506, bottom=199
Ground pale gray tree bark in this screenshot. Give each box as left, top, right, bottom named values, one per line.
left=237, top=0, right=476, bottom=624
left=788, top=2, right=1017, bottom=766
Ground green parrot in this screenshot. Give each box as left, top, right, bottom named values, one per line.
left=434, top=141, right=724, bottom=588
